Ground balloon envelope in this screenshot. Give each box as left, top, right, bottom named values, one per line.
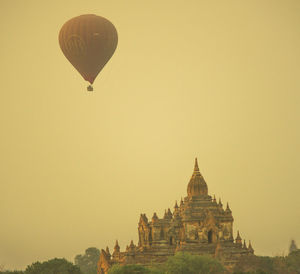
left=59, top=14, right=118, bottom=84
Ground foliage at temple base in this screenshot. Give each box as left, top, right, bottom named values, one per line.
left=165, top=252, right=227, bottom=274
left=233, top=249, right=300, bottom=274
left=108, top=253, right=227, bottom=274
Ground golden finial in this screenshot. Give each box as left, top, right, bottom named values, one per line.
left=194, top=157, right=199, bottom=172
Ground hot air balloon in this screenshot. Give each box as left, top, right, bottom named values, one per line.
left=59, top=14, right=118, bottom=91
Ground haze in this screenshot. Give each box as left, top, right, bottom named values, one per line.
left=0, top=0, right=299, bottom=270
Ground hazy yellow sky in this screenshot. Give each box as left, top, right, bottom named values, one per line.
left=1, top=0, right=300, bottom=270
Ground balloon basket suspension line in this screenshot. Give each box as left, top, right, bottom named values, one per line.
left=87, top=84, right=93, bottom=92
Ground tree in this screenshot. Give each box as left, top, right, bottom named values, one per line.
left=233, top=255, right=276, bottom=274
left=74, top=247, right=100, bottom=274
left=0, top=271, right=24, bottom=274
left=165, top=252, right=227, bottom=274
left=108, top=264, right=151, bottom=274
left=108, top=264, right=165, bottom=274
left=24, top=258, right=82, bottom=274
left=289, top=240, right=298, bottom=254
left=286, top=249, right=300, bottom=273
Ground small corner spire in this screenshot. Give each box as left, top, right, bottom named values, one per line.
left=174, top=200, right=179, bottom=209
left=152, top=212, right=158, bottom=221
left=106, top=246, right=111, bottom=257
left=129, top=240, right=135, bottom=249
left=226, top=202, right=231, bottom=212
left=113, top=240, right=120, bottom=255
left=164, top=209, right=168, bottom=219
left=219, top=198, right=223, bottom=206
left=248, top=240, right=254, bottom=253
left=235, top=231, right=242, bottom=245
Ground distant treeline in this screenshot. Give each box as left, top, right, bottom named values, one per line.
left=1, top=241, right=299, bottom=274
left=0, top=258, right=81, bottom=274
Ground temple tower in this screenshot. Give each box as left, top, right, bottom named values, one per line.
left=98, top=158, right=254, bottom=273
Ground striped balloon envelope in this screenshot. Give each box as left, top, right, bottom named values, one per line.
left=59, top=14, right=118, bottom=90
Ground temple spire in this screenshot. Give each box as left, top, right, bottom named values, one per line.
left=187, top=158, right=208, bottom=197
left=194, top=157, right=200, bottom=172
left=174, top=201, right=179, bottom=209
left=152, top=212, right=158, bottom=222
left=226, top=202, right=232, bottom=214
left=164, top=209, right=168, bottom=219
left=248, top=240, right=254, bottom=254
left=114, top=240, right=120, bottom=250
left=219, top=198, right=223, bottom=208
left=235, top=231, right=242, bottom=245
left=112, top=240, right=120, bottom=258
left=180, top=197, right=184, bottom=206
left=106, top=246, right=111, bottom=257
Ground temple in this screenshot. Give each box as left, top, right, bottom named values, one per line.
left=97, top=159, right=254, bottom=273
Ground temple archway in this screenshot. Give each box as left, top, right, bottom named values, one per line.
left=160, top=228, right=164, bottom=240
left=208, top=229, right=213, bottom=243
left=149, top=229, right=152, bottom=246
